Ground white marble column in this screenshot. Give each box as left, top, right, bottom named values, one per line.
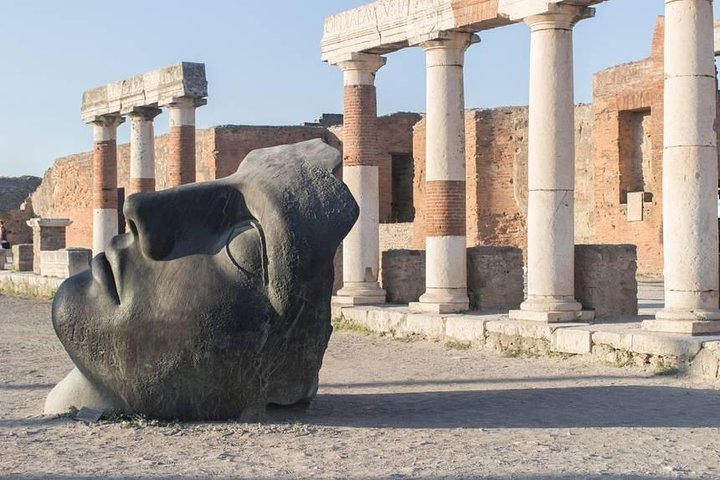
left=643, top=0, right=720, bottom=334
left=90, top=114, right=124, bottom=255
left=128, top=107, right=161, bottom=196
left=410, top=32, right=476, bottom=314
left=509, top=6, right=593, bottom=323
left=332, top=53, right=387, bottom=306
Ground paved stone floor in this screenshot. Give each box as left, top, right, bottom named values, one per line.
left=2, top=294, right=720, bottom=479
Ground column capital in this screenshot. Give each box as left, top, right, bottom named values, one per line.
left=524, top=5, right=594, bottom=30
left=163, top=96, right=207, bottom=109
left=87, top=114, right=125, bottom=129
left=416, top=31, right=479, bottom=51
left=333, top=52, right=386, bottom=86
left=127, top=106, right=162, bottom=121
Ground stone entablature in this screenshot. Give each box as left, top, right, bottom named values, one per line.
left=81, top=62, right=207, bottom=123
left=321, top=0, right=604, bottom=62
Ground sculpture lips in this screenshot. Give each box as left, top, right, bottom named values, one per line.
left=91, top=253, right=119, bottom=304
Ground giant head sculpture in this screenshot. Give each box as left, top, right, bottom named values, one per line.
left=45, top=139, right=358, bottom=420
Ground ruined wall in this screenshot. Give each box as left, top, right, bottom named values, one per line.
left=212, top=126, right=329, bottom=180
left=412, top=105, right=593, bottom=251
left=0, top=176, right=41, bottom=245
left=32, top=130, right=214, bottom=248
left=327, top=113, right=421, bottom=222
left=590, top=18, right=665, bottom=277
left=32, top=116, right=419, bottom=249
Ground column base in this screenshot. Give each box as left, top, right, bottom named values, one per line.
left=643, top=309, right=720, bottom=335
left=509, top=296, right=592, bottom=323
left=333, top=282, right=386, bottom=306
left=508, top=309, right=594, bottom=323
left=409, top=289, right=469, bottom=314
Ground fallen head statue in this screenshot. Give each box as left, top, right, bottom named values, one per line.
left=45, top=139, right=358, bottom=420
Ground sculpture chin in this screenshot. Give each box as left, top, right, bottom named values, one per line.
left=45, top=139, right=358, bottom=421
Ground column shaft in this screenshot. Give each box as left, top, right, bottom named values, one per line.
left=91, top=115, right=124, bottom=255
left=510, top=7, right=592, bottom=323
left=167, top=98, right=201, bottom=187
left=333, top=53, right=387, bottom=305
left=644, top=0, right=720, bottom=334
left=128, top=107, right=161, bottom=195
left=411, top=33, right=474, bottom=314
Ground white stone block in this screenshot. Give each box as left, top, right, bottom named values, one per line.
left=552, top=328, right=592, bottom=354
left=401, top=313, right=445, bottom=337
left=626, top=191, right=644, bottom=222
left=366, top=307, right=408, bottom=333
left=445, top=315, right=486, bottom=341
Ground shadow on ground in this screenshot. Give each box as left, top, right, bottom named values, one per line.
left=291, top=385, right=720, bottom=429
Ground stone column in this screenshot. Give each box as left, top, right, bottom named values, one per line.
left=166, top=97, right=205, bottom=187
left=643, top=0, right=720, bottom=334
left=91, top=115, right=124, bottom=255
left=332, top=53, right=387, bottom=306
left=410, top=32, right=476, bottom=314
left=509, top=6, right=593, bottom=323
left=27, top=218, right=72, bottom=274
left=128, top=107, right=161, bottom=196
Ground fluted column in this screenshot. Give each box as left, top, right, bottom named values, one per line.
left=332, top=53, right=387, bottom=305
left=128, top=107, right=161, bottom=196
left=643, top=0, right=720, bottom=334
left=410, top=32, right=475, bottom=314
left=166, top=97, right=205, bottom=187
left=509, top=5, right=593, bottom=323
left=90, top=114, right=124, bottom=255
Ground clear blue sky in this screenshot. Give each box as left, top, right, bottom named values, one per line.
left=1, top=1, right=718, bottom=177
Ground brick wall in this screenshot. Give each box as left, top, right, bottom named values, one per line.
left=413, top=105, right=593, bottom=251
left=590, top=18, right=665, bottom=277
left=32, top=117, right=417, bottom=249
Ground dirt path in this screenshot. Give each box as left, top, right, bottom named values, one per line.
left=2, top=294, right=720, bottom=479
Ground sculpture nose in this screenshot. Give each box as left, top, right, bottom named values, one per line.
left=123, top=183, right=248, bottom=261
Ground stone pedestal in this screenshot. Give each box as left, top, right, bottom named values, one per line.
left=410, top=32, right=475, bottom=314
left=12, top=244, right=33, bottom=272
left=509, top=6, right=594, bottom=323
left=166, top=97, right=205, bottom=187
left=90, top=114, right=124, bottom=255
left=644, top=0, right=720, bottom=335
left=40, top=248, right=92, bottom=279
left=27, top=218, right=72, bottom=274
left=128, top=107, right=161, bottom=195
left=332, top=53, right=387, bottom=306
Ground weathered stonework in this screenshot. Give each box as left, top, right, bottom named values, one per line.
left=575, top=244, right=638, bottom=318
left=81, top=62, right=207, bottom=122
left=39, top=248, right=92, bottom=279
left=27, top=218, right=71, bottom=275
left=11, top=244, right=33, bottom=272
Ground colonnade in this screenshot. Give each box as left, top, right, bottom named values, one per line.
left=329, top=0, right=720, bottom=334
left=87, top=98, right=204, bottom=255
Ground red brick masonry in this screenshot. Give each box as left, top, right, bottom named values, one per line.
left=93, top=140, right=118, bottom=210
left=424, top=180, right=466, bottom=237
left=168, top=126, right=196, bottom=186
left=128, top=178, right=156, bottom=196
left=343, top=85, right=379, bottom=167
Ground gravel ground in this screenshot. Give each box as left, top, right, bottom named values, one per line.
left=2, top=293, right=720, bottom=479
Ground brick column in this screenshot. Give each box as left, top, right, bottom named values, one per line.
left=508, top=6, right=594, bottom=323
left=128, top=107, right=161, bottom=195
left=26, top=218, right=72, bottom=274
left=332, top=53, right=387, bottom=306
left=166, top=97, right=205, bottom=187
left=90, top=114, right=124, bottom=255
left=411, top=32, right=475, bottom=314
left=643, top=0, right=720, bottom=334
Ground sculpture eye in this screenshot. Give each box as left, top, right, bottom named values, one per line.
left=225, top=220, right=267, bottom=284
